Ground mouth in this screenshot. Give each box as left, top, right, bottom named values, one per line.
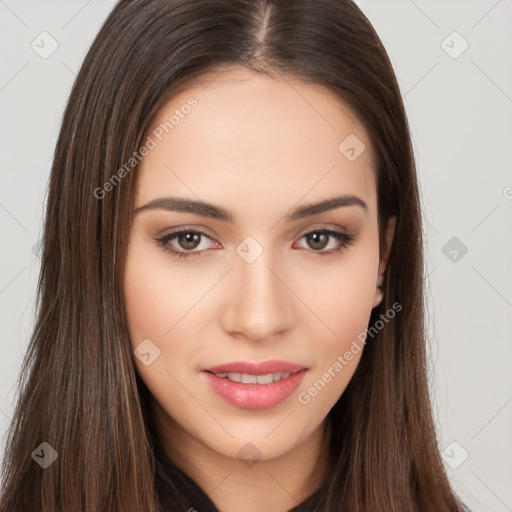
left=201, top=360, right=308, bottom=410
left=202, top=360, right=307, bottom=376
left=203, top=370, right=295, bottom=384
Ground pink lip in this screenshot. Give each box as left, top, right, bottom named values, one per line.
left=202, top=360, right=307, bottom=375
left=201, top=360, right=308, bottom=410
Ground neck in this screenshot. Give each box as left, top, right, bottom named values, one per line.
left=151, top=397, right=332, bottom=512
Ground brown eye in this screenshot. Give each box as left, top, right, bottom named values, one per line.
left=296, top=229, right=355, bottom=256
left=176, top=231, right=202, bottom=250
left=305, top=232, right=329, bottom=251
left=155, top=229, right=219, bottom=259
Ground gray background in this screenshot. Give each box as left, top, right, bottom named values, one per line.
left=1, top=0, right=511, bottom=509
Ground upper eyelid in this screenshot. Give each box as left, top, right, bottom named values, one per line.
left=163, top=221, right=351, bottom=237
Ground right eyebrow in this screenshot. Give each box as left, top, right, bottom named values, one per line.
left=134, top=196, right=233, bottom=222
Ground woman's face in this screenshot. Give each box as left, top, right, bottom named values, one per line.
left=124, top=66, right=393, bottom=463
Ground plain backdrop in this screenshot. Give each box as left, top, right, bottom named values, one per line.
left=1, top=1, right=511, bottom=510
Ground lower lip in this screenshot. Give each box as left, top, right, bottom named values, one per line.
left=201, top=369, right=308, bottom=410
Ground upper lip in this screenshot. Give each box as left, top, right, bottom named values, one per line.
left=202, top=360, right=307, bottom=375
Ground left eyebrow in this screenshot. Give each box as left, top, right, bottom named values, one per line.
left=134, top=194, right=367, bottom=221
left=287, top=195, right=367, bottom=221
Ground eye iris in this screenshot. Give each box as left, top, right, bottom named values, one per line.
left=307, top=232, right=328, bottom=250
left=178, top=232, right=201, bottom=250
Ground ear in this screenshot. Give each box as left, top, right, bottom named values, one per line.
left=372, top=216, right=396, bottom=309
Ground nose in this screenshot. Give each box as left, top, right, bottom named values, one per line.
left=219, top=249, right=294, bottom=343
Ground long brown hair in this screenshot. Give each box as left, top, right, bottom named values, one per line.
left=1, top=1, right=469, bottom=510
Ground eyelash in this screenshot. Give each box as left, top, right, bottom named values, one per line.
left=155, top=228, right=355, bottom=260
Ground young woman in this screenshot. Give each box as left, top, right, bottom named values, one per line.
left=0, top=1, right=470, bottom=510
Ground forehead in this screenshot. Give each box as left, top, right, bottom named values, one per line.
left=136, top=66, right=377, bottom=220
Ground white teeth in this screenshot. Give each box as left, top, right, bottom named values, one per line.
left=215, top=372, right=293, bottom=384
left=256, top=374, right=274, bottom=384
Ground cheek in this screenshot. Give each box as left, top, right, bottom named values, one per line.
left=123, top=242, right=201, bottom=413
left=322, top=268, right=376, bottom=332
left=292, top=234, right=380, bottom=342
left=124, top=262, right=167, bottom=346
left=123, top=240, right=201, bottom=346
left=293, top=237, right=379, bottom=407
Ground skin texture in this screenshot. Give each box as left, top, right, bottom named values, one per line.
left=124, top=66, right=395, bottom=512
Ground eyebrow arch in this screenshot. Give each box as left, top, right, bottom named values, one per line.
left=134, top=194, right=367, bottom=222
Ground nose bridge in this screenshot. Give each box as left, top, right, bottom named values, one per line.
left=221, top=241, right=292, bottom=340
